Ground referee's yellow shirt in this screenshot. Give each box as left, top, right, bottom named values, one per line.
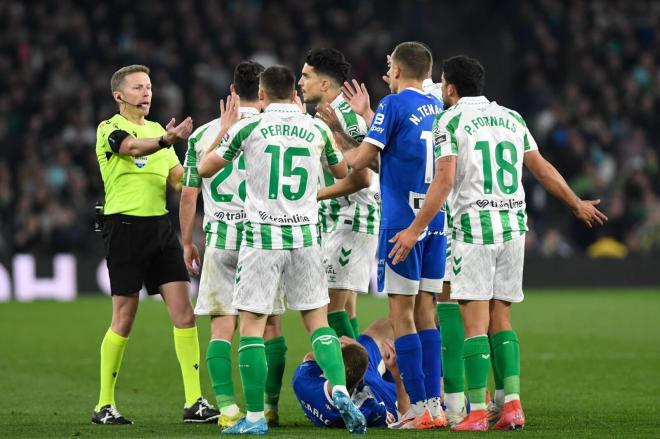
left=95, top=114, right=180, bottom=216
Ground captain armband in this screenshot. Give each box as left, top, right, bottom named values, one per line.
left=107, top=130, right=130, bottom=153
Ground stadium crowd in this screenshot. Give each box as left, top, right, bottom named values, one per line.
left=0, top=0, right=658, bottom=257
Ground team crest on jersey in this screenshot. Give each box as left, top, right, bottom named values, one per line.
left=134, top=156, right=148, bottom=168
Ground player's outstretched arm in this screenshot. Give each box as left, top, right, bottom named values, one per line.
left=198, top=151, right=230, bottom=177
left=389, top=156, right=456, bottom=264
left=179, top=186, right=202, bottom=276
left=115, top=117, right=194, bottom=157
left=524, top=150, right=608, bottom=228
left=382, top=339, right=410, bottom=417
left=317, top=168, right=370, bottom=201
left=342, top=79, right=375, bottom=126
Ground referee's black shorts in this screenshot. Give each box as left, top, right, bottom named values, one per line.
left=101, top=214, right=189, bottom=295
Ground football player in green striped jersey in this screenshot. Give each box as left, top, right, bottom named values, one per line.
left=299, top=48, right=380, bottom=340
left=389, top=55, right=607, bottom=431
left=198, top=65, right=367, bottom=435
left=180, top=61, right=287, bottom=428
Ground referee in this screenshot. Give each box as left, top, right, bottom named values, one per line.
left=92, top=65, right=219, bottom=425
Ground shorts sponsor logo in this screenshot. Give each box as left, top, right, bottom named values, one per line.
left=475, top=199, right=525, bottom=209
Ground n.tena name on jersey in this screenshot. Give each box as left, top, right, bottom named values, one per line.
left=409, top=103, right=443, bottom=125
left=260, top=124, right=316, bottom=141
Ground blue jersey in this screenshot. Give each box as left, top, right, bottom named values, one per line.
left=292, top=335, right=398, bottom=428
left=365, top=88, right=445, bottom=230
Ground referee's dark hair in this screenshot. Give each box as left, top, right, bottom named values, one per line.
left=305, top=48, right=351, bottom=86
left=392, top=41, right=433, bottom=81
left=442, top=55, right=485, bottom=97
left=234, top=60, right=265, bottom=101
left=260, top=65, right=296, bottom=100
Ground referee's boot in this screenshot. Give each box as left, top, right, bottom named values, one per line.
left=92, top=405, right=133, bottom=425
left=183, top=397, right=220, bottom=423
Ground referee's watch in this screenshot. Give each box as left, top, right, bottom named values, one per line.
left=158, top=136, right=172, bottom=148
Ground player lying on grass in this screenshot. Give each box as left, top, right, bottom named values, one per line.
left=293, top=318, right=409, bottom=428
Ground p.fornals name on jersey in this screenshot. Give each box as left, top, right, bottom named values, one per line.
left=258, top=211, right=311, bottom=224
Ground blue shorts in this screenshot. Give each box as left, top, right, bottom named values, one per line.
left=377, top=228, right=447, bottom=295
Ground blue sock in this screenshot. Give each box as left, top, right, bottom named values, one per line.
left=394, top=333, right=427, bottom=405
left=418, top=328, right=442, bottom=400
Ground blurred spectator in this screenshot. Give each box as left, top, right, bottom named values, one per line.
left=0, top=0, right=658, bottom=256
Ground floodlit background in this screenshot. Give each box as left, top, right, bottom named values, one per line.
left=0, top=1, right=659, bottom=438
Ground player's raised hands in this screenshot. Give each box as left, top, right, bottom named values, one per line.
left=573, top=199, right=608, bottom=228
left=388, top=227, right=420, bottom=265
left=220, top=92, right=241, bottom=129
left=315, top=104, right=342, bottom=132
left=164, top=116, right=194, bottom=143
left=342, top=79, right=371, bottom=117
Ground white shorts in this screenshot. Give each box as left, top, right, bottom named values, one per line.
left=324, top=230, right=378, bottom=293
left=194, top=247, right=239, bottom=316
left=450, top=235, right=525, bottom=303
left=233, top=245, right=328, bottom=314
left=444, top=237, right=453, bottom=284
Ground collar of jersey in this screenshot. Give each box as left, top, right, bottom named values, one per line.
left=403, top=86, right=427, bottom=95
left=239, top=106, right=260, bottom=116
left=264, top=103, right=301, bottom=113
left=457, top=96, right=490, bottom=107
left=329, top=93, right=344, bottom=109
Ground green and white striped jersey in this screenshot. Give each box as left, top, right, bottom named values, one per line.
left=216, top=103, right=343, bottom=250
left=432, top=96, right=539, bottom=245
left=182, top=107, right=259, bottom=250
left=317, top=94, right=380, bottom=235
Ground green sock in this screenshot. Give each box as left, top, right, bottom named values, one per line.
left=311, top=327, right=346, bottom=388
left=490, top=336, right=503, bottom=392
left=463, top=335, right=490, bottom=406
left=264, top=336, right=287, bottom=408
left=350, top=316, right=359, bottom=337
left=437, top=303, right=465, bottom=394
left=238, top=336, right=267, bottom=413
left=491, top=330, right=520, bottom=396
left=206, top=339, right=235, bottom=409
left=96, top=328, right=128, bottom=410
left=173, top=326, right=203, bottom=408
left=327, top=310, right=356, bottom=339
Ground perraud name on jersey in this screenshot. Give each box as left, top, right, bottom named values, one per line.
left=258, top=211, right=311, bottom=224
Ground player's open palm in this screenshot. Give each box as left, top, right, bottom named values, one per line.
left=315, top=104, right=341, bottom=132
left=164, top=116, right=194, bottom=143
left=220, top=93, right=241, bottom=129
left=573, top=199, right=608, bottom=228
left=342, top=79, right=371, bottom=116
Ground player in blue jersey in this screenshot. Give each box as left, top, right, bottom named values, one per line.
left=293, top=318, right=409, bottom=428
left=330, top=42, right=447, bottom=429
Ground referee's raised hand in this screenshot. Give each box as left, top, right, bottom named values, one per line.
left=163, top=116, right=194, bottom=144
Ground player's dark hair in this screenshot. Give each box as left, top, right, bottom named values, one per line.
left=342, top=344, right=369, bottom=394
left=260, top=65, right=295, bottom=100
left=391, top=41, right=432, bottom=81
left=233, top=60, right=265, bottom=101
left=441, top=55, right=485, bottom=97
left=305, top=48, right=351, bottom=86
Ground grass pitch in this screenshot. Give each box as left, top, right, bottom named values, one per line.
left=1, top=289, right=659, bottom=438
